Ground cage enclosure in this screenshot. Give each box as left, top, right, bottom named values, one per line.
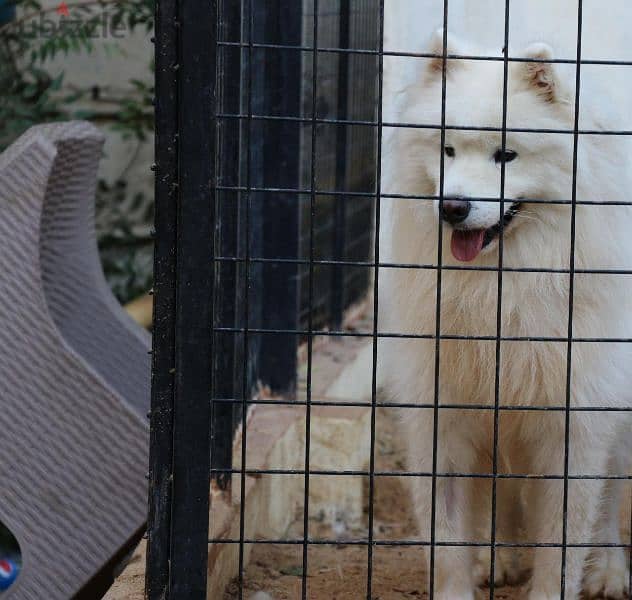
left=146, top=1, right=632, bottom=599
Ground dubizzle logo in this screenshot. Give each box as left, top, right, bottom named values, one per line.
left=12, top=2, right=129, bottom=39
left=56, top=2, right=70, bottom=17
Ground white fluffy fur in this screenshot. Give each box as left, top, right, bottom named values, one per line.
left=379, top=30, right=632, bottom=599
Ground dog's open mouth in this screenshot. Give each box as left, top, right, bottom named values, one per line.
left=450, top=202, right=522, bottom=262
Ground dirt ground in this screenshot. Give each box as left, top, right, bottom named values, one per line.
left=223, top=411, right=527, bottom=600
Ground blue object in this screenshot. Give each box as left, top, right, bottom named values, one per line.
left=0, top=559, right=19, bottom=591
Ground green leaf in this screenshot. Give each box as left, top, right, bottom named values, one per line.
left=49, top=72, right=64, bottom=91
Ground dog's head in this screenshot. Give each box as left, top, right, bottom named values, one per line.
left=410, top=30, right=576, bottom=262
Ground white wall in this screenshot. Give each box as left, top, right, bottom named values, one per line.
left=17, top=1, right=154, bottom=205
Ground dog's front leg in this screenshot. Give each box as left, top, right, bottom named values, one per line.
left=583, top=432, right=631, bottom=599
left=404, top=409, right=481, bottom=599
left=526, top=415, right=609, bottom=600
left=434, top=473, right=489, bottom=600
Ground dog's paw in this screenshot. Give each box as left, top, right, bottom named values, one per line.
left=525, top=578, right=570, bottom=600
left=474, top=548, right=526, bottom=587
left=584, top=547, right=629, bottom=599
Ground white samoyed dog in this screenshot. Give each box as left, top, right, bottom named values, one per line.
left=378, top=30, right=632, bottom=599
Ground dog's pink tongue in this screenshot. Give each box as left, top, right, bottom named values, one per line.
left=451, top=229, right=485, bottom=262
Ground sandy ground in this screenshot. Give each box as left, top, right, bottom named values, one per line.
left=103, top=539, right=146, bottom=600
left=105, top=309, right=629, bottom=600
left=223, top=410, right=529, bottom=600
left=107, top=405, right=630, bottom=600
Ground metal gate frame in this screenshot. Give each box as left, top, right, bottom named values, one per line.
left=145, top=1, right=632, bottom=599
left=146, top=3, right=381, bottom=596
left=146, top=0, right=216, bottom=596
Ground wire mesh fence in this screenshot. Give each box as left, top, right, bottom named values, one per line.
left=147, top=0, right=632, bottom=598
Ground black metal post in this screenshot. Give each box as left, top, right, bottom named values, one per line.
left=249, top=0, right=302, bottom=396
left=169, top=0, right=217, bottom=595
left=145, top=0, right=177, bottom=595
left=147, top=0, right=217, bottom=598
left=331, top=0, right=351, bottom=329
left=212, top=0, right=243, bottom=491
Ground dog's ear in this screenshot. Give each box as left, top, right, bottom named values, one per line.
left=521, top=43, right=558, bottom=102
left=427, top=28, right=463, bottom=76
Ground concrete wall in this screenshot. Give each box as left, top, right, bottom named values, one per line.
left=17, top=1, right=154, bottom=200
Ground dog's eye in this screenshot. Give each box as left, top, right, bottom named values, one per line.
left=444, top=145, right=455, bottom=158
left=494, top=149, right=518, bottom=164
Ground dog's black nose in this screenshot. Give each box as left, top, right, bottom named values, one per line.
left=441, top=199, right=471, bottom=225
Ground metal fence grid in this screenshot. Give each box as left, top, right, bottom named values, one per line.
left=147, top=0, right=632, bottom=598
